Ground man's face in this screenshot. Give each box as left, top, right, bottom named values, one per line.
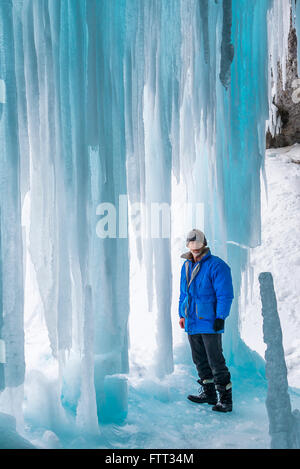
left=188, top=240, right=205, bottom=257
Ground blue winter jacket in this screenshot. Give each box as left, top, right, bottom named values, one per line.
left=178, top=248, right=234, bottom=334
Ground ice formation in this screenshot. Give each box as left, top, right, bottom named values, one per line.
left=259, top=272, right=298, bottom=449
left=0, top=412, right=34, bottom=449
left=0, top=0, right=298, bottom=448
left=267, top=0, right=293, bottom=138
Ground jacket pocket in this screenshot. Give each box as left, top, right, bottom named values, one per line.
left=195, top=299, right=216, bottom=321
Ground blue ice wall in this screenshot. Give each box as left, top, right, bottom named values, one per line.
left=1, top=0, right=130, bottom=429
left=124, top=0, right=272, bottom=370
left=0, top=215, right=4, bottom=391
left=0, top=0, right=25, bottom=390
left=0, top=0, right=295, bottom=434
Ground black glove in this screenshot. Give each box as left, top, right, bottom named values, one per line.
left=213, top=318, right=224, bottom=332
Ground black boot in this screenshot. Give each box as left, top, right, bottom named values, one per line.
left=187, top=379, right=218, bottom=405
left=212, top=382, right=232, bottom=412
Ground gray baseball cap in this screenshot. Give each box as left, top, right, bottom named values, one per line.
left=186, top=229, right=207, bottom=247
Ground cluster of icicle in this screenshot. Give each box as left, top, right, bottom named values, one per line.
left=0, top=0, right=296, bottom=438
left=266, top=0, right=299, bottom=140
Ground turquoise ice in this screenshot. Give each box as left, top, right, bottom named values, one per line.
left=0, top=0, right=299, bottom=449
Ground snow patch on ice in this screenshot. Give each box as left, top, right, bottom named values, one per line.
left=240, top=144, right=300, bottom=388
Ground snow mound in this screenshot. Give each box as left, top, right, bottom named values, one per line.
left=241, top=144, right=300, bottom=388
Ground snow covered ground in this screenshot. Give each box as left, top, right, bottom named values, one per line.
left=240, top=143, right=300, bottom=389
left=64, top=362, right=271, bottom=450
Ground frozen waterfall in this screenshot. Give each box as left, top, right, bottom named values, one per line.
left=0, top=0, right=297, bottom=447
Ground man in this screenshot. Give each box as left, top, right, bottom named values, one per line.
left=178, top=229, right=234, bottom=412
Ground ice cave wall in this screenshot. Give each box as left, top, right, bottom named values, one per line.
left=0, top=0, right=296, bottom=427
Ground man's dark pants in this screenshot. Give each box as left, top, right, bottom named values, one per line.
left=187, top=333, right=231, bottom=386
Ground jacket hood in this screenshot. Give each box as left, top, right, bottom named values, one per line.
left=180, top=246, right=211, bottom=261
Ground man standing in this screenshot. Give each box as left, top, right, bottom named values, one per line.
left=178, top=229, right=234, bottom=412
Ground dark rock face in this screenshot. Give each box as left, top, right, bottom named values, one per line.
left=266, top=11, right=300, bottom=149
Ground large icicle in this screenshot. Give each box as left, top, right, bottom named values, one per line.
left=124, top=0, right=179, bottom=377
left=267, top=0, right=292, bottom=140
left=259, top=272, right=298, bottom=449
left=0, top=216, right=4, bottom=391
left=0, top=0, right=25, bottom=392
left=87, top=0, right=130, bottom=422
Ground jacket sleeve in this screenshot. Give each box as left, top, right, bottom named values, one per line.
left=178, top=262, right=187, bottom=318
left=211, top=261, right=234, bottom=320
